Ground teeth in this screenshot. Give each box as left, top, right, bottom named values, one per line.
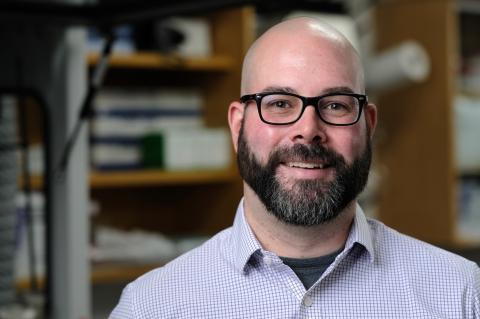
left=287, top=162, right=325, bottom=169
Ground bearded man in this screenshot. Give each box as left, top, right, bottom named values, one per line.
left=110, top=17, right=480, bottom=318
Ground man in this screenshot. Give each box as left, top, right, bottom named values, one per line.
left=110, top=17, right=480, bottom=318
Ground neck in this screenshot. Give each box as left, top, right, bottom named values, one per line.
left=243, top=186, right=356, bottom=259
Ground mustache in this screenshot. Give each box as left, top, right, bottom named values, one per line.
left=267, top=143, right=346, bottom=169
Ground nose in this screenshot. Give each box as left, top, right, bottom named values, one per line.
left=290, top=105, right=327, bottom=144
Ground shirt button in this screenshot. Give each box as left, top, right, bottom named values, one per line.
left=302, top=296, right=313, bottom=307
left=263, top=256, right=273, bottom=266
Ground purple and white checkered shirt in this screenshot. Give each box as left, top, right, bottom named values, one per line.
left=110, top=199, right=480, bottom=318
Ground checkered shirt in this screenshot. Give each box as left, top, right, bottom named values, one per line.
left=110, top=200, right=480, bottom=318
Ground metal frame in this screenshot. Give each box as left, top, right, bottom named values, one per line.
left=0, top=87, right=52, bottom=317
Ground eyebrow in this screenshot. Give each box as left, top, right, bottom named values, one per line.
left=322, top=86, right=355, bottom=95
left=262, top=86, right=297, bottom=94
left=260, top=86, right=356, bottom=96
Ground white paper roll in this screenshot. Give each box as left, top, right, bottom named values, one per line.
left=365, top=40, right=430, bottom=93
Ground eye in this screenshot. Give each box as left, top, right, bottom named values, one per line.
left=262, top=96, right=296, bottom=109
left=270, top=100, right=290, bottom=108
left=325, top=102, right=349, bottom=111
left=319, top=96, right=355, bottom=115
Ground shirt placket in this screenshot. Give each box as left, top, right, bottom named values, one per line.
left=260, top=250, right=319, bottom=318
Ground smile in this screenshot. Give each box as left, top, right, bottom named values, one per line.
left=286, top=162, right=328, bottom=169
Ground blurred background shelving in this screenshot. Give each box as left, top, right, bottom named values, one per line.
left=16, top=262, right=164, bottom=290
left=13, top=7, right=255, bottom=318
left=27, top=169, right=237, bottom=189
left=88, top=6, right=254, bottom=231
left=374, top=0, right=480, bottom=248
left=17, top=0, right=480, bottom=286
left=7, top=1, right=480, bottom=318
left=87, top=52, right=235, bottom=71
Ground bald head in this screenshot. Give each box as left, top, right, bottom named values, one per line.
left=241, top=17, right=364, bottom=95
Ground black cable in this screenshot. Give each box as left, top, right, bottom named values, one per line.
left=57, top=31, right=114, bottom=174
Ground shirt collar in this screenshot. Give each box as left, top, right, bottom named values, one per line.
left=231, top=198, right=263, bottom=273
left=230, top=199, right=376, bottom=273
left=344, top=203, right=375, bottom=263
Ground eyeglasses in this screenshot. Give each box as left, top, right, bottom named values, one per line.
left=240, top=91, right=367, bottom=126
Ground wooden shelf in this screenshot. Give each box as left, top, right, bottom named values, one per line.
left=24, top=168, right=238, bottom=190
left=87, top=52, right=235, bottom=72
left=91, top=262, right=163, bottom=284
left=375, top=0, right=460, bottom=245
left=90, top=168, right=238, bottom=188
left=20, top=174, right=43, bottom=190
left=458, top=89, right=480, bottom=98
left=452, top=235, right=480, bottom=249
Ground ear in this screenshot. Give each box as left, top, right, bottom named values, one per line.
left=228, top=101, right=245, bottom=153
left=364, top=103, right=377, bottom=139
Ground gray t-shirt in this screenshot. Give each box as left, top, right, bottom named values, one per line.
left=280, top=247, right=343, bottom=290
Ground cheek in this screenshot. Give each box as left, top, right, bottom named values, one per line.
left=243, top=114, right=283, bottom=163
left=328, top=124, right=367, bottom=163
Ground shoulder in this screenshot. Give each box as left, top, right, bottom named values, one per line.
left=368, top=218, right=480, bottom=285
left=110, top=227, right=235, bottom=317
left=135, top=226, right=232, bottom=287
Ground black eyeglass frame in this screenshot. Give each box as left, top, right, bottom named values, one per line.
left=240, top=91, right=368, bottom=126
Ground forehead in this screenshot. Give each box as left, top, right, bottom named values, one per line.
left=244, top=32, right=362, bottom=95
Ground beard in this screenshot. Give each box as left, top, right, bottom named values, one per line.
left=236, top=124, right=372, bottom=226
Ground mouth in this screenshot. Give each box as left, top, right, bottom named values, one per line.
left=277, top=161, right=334, bottom=180
left=285, top=161, right=330, bottom=169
